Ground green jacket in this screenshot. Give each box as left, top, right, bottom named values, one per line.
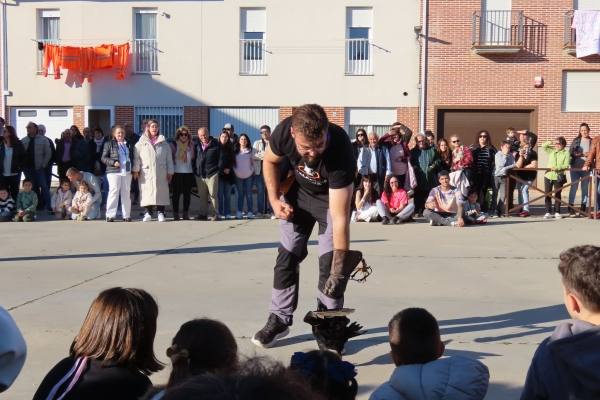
left=542, top=141, right=570, bottom=181
left=16, top=191, right=38, bottom=213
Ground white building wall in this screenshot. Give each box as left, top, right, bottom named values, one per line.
left=5, top=0, right=420, bottom=108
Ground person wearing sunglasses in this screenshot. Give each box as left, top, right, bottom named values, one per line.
left=542, top=136, right=570, bottom=219
left=170, top=126, right=195, bottom=220
left=471, top=130, right=497, bottom=213
left=449, top=135, right=474, bottom=180
left=410, top=133, right=440, bottom=216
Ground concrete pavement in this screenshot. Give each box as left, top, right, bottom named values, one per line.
left=0, top=215, right=596, bottom=399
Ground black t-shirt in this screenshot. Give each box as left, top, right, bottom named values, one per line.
left=32, top=357, right=152, bottom=400
left=516, top=149, right=538, bottom=182
left=269, top=117, right=356, bottom=195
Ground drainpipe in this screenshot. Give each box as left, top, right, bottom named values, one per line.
left=418, top=0, right=429, bottom=134
left=1, top=0, right=8, bottom=121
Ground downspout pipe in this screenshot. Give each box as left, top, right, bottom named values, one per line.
left=1, top=0, right=8, bottom=121
left=419, top=0, right=429, bottom=134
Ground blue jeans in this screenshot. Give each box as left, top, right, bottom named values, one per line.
left=517, top=181, right=532, bottom=212
left=23, top=167, right=50, bottom=210
left=253, top=174, right=267, bottom=214
left=236, top=176, right=253, bottom=214
left=568, top=170, right=590, bottom=207
left=218, top=179, right=233, bottom=216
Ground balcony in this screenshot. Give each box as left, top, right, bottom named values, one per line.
left=564, top=11, right=576, bottom=55
left=472, top=10, right=525, bottom=54
left=345, top=38, right=373, bottom=75
left=134, top=39, right=159, bottom=73
left=240, top=39, right=267, bottom=75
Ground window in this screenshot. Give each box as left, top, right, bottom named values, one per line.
left=134, top=107, right=183, bottom=139
left=563, top=71, right=600, bottom=111
left=346, top=108, right=396, bottom=139
left=37, top=9, right=60, bottom=73
left=345, top=8, right=373, bottom=75
left=240, top=8, right=266, bottom=75
left=133, top=9, right=158, bottom=73
left=18, top=110, right=37, bottom=118
left=49, top=110, right=68, bottom=117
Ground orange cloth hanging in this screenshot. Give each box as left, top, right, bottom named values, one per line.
left=60, top=46, right=82, bottom=71
left=113, top=43, right=130, bottom=80
left=94, top=44, right=114, bottom=69
left=42, top=44, right=62, bottom=79
left=80, top=47, right=95, bottom=82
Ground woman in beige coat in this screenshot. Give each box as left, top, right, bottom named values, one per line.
left=133, top=119, right=174, bottom=222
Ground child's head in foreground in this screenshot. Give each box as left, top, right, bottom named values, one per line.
left=559, top=245, right=600, bottom=323
left=388, top=308, right=444, bottom=366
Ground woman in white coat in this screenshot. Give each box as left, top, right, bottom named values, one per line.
left=132, top=119, right=174, bottom=222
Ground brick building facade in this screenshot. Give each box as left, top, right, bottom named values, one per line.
left=426, top=0, right=600, bottom=145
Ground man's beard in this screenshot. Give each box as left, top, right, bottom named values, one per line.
left=302, top=154, right=322, bottom=169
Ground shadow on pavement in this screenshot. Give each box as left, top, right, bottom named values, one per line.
left=485, top=382, right=523, bottom=400
left=327, top=304, right=567, bottom=356
left=0, top=239, right=386, bottom=263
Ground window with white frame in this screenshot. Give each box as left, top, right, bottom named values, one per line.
left=134, top=106, right=184, bottom=139
left=563, top=71, right=600, bottom=112
left=240, top=8, right=267, bottom=75
left=346, top=8, right=372, bottom=75
left=37, top=9, right=60, bottom=73
left=346, top=108, right=395, bottom=139
left=575, top=0, right=600, bottom=9
left=134, top=9, right=158, bottom=73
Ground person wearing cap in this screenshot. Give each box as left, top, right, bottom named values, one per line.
left=0, top=307, right=27, bottom=393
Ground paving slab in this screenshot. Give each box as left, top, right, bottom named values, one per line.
left=0, top=216, right=596, bottom=399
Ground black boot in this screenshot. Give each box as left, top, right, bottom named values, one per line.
left=182, top=211, right=190, bottom=220
left=173, top=212, right=180, bottom=221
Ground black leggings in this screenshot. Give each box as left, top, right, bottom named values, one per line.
left=171, top=173, right=194, bottom=213
left=545, top=177, right=566, bottom=213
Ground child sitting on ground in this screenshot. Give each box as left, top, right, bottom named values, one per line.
left=464, top=189, right=488, bottom=225
left=0, top=187, right=15, bottom=222
left=370, top=308, right=489, bottom=400
left=521, top=245, right=600, bottom=400
left=51, top=179, right=73, bottom=220
left=13, top=179, right=37, bottom=222
left=71, top=180, right=92, bottom=221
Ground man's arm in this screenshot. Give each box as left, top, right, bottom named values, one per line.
left=263, top=146, right=293, bottom=220
left=329, top=184, right=353, bottom=251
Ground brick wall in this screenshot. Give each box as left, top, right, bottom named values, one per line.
left=427, top=0, right=600, bottom=143
left=280, top=106, right=345, bottom=127
left=397, top=107, right=420, bottom=134
left=115, top=106, right=134, bottom=127
left=279, top=106, right=294, bottom=121
left=73, top=105, right=85, bottom=130
left=184, top=106, right=209, bottom=133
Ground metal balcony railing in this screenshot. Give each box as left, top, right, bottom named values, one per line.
left=472, top=10, right=524, bottom=48
left=240, top=39, right=266, bottom=75
left=134, top=39, right=159, bottom=73
left=564, top=11, right=576, bottom=48
left=345, top=38, right=373, bottom=75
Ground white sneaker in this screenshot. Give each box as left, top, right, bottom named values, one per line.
left=350, top=211, right=357, bottom=223
left=157, top=212, right=166, bottom=222
left=554, top=212, right=562, bottom=219
left=247, top=212, right=255, bottom=219
left=142, top=212, right=152, bottom=222
left=270, top=214, right=277, bottom=220
left=543, top=213, right=552, bottom=219
left=236, top=211, right=243, bottom=219
left=227, top=214, right=235, bottom=220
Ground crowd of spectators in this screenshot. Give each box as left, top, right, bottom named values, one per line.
left=1, top=245, right=599, bottom=399
left=0, top=117, right=275, bottom=222
left=0, top=116, right=598, bottom=224
left=349, top=122, right=599, bottom=226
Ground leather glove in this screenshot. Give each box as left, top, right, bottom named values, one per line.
left=323, top=250, right=365, bottom=298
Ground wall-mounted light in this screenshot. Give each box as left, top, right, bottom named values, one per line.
left=534, top=76, right=544, bottom=88
left=414, top=25, right=423, bottom=40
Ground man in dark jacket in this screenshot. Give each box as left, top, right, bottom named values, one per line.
left=195, top=127, right=221, bottom=221
left=357, top=131, right=391, bottom=195
left=411, top=134, right=440, bottom=215
left=521, top=245, right=600, bottom=400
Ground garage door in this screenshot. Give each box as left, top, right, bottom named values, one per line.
left=209, top=107, right=279, bottom=142
left=11, top=107, right=73, bottom=142
left=11, top=107, right=73, bottom=182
